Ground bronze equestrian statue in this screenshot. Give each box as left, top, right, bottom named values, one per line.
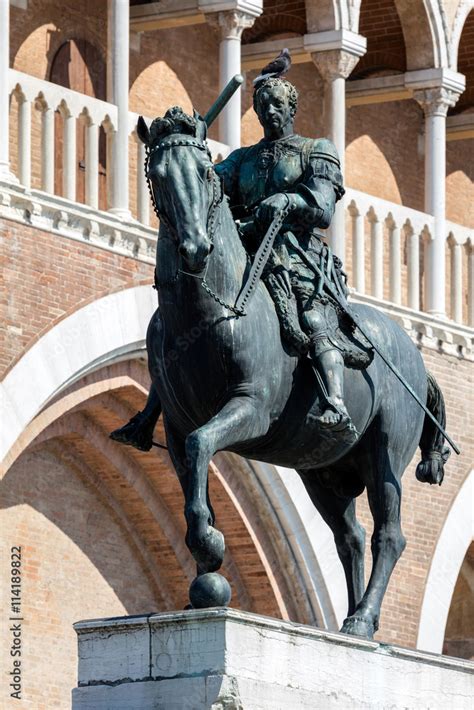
left=110, top=61, right=454, bottom=640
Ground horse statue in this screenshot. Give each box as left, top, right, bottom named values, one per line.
left=116, top=108, right=451, bottom=641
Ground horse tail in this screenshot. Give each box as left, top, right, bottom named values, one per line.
left=415, top=371, right=451, bottom=486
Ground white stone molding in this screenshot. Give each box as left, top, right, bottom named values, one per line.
left=304, top=29, right=367, bottom=60
left=417, top=470, right=474, bottom=653
left=351, top=292, right=474, bottom=361
left=0, top=178, right=158, bottom=263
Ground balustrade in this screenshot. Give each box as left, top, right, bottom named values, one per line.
left=4, top=69, right=473, bottom=328
left=345, top=189, right=473, bottom=326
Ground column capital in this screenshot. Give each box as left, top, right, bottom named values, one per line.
left=413, top=86, right=461, bottom=118
left=311, top=49, right=361, bottom=82
left=206, top=9, right=256, bottom=40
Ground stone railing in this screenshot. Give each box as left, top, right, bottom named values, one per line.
left=7, top=69, right=229, bottom=219
left=9, top=69, right=117, bottom=206
left=344, top=189, right=473, bottom=326
left=5, top=70, right=473, bottom=327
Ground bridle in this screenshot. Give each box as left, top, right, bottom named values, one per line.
left=144, top=136, right=246, bottom=317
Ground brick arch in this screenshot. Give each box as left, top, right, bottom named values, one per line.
left=11, top=12, right=107, bottom=82
left=305, top=0, right=351, bottom=33
left=243, top=1, right=307, bottom=44
left=129, top=60, right=193, bottom=118
left=346, top=133, right=403, bottom=206
left=0, top=285, right=156, bottom=465
left=3, top=365, right=295, bottom=619
left=449, top=0, right=474, bottom=70
left=351, top=0, right=407, bottom=78
left=451, top=9, right=474, bottom=113
left=417, top=469, right=474, bottom=653
left=389, top=0, right=448, bottom=69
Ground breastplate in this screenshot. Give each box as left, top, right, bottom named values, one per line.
left=236, top=136, right=307, bottom=208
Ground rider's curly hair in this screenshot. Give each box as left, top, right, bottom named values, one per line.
left=253, top=77, right=298, bottom=118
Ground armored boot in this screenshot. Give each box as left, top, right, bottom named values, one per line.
left=109, top=387, right=161, bottom=451
left=309, top=345, right=357, bottom=438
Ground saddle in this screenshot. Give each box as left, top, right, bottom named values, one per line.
left=264, top=272, right=373, bottom=369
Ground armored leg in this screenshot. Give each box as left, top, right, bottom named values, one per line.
left=311, top=344, right=350, bottom=427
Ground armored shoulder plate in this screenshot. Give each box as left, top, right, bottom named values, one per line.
left=310, top=138, right=341, bottom=168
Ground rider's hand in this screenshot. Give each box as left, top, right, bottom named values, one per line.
left=274, top=265, right=292, bottom=298
left=254, top=193, right=290, bottom=227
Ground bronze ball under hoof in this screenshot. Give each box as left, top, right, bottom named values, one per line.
left=189, top=572, right=232, bottom=609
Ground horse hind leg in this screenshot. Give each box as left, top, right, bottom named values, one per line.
left=298, top=469, right=366, bottom=619
left=341, top=447, right=406, bottom=639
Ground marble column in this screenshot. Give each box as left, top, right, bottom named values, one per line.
left=414, top=87, right=459, bottom=318
left=209, top=10, right=255, bottom=150
left=107, top=0, right=130, bottom=218
left=0, top=0, right=15, bottom=181
left=311, top=49, right=362, bottom=259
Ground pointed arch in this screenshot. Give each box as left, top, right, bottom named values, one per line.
left=449, top=1, right=474, bottom=70
left=417, top=470, right=474, bottom=653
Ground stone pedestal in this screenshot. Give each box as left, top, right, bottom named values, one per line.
left=73, top=608, right=473, bottom=709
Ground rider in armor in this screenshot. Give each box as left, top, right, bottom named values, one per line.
left=111, top=64, right=357, bottom=450
left=216, top=76, right=353, bottom=430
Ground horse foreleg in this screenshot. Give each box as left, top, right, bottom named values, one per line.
left=298, top=470, right=365, bottom=618
left=185, top=397, right=267, bottom=573
left=341, top=455, right=406, bottom=639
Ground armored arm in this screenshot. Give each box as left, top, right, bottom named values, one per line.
left=288, top=138, right=345, bottom=230
left=214, top=148, right=246, bottom=200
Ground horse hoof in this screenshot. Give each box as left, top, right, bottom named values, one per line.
left=189, top=572, right=232, bottom=609
left=187, top=526, right=225, bottom=573
left=340, top=615, right=375, bottom=640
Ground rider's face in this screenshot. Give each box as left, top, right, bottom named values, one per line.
left=256, top=85, right=294, bottom=138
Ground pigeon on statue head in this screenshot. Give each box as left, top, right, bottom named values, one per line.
left=253, top=48, right=292, bottom=87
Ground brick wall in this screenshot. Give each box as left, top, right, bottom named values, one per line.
left=0, top=221, right=153, bottom=377
left=454, top=9, right=474, bottom=113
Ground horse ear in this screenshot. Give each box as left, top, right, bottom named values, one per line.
left=137, top=115, right=150, bottom=146
left=193, top=109, right=208, bottom=142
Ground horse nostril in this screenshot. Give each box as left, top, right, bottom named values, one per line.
left=208, top=243, right=214, bottom=255
left=178, top=244, right=187, bottom=257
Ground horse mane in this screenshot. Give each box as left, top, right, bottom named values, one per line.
left=145, top=106, right=198, bottom=148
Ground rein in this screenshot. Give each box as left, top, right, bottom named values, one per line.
left=145, top=136, right=290, bottom=318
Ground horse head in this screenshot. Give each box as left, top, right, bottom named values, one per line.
left=138, top=107, right=218, bottom=273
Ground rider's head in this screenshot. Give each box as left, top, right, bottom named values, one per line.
left=253, top=78, right=298, bottom=138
